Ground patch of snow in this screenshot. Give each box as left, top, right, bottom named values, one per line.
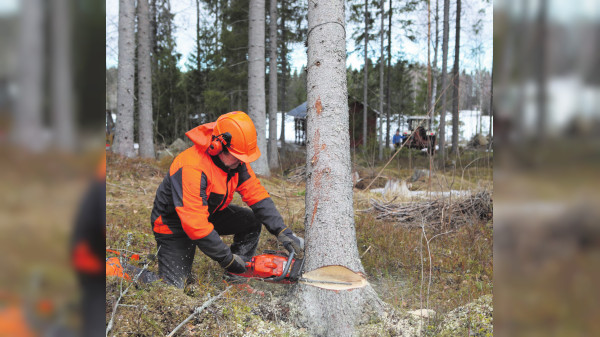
left=370, top=188, right=472, bottom=199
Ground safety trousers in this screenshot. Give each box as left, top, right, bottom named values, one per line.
left=153, top=205, right=262, bottom=288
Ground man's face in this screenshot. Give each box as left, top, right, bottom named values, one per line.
left=218, top=151, right=241, bottom=169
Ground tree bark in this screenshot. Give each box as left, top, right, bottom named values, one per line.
left=138, top=0, right=155, bottom=158
left=431, top=0, right=439, bottom=128
left=293, top=1, right=381, bottom=335
left=114, top=0, right=137, bottom=157
left=426, top=0, right=432, bottom=120
left=14, top=0, right=44, bottom=151
left=362, top=0, right=369, bottom=147
left=248, top=0, right=270, bottom=175
left=450, top=0, right=461, bottom=155
left=268, top=0, right=279, bottom=169
left=51, top=0, right=75, bottom=151
left=378, top=0, right=384, bottom=160
left=536, top=0, right=547, bottom=142
left=438, top=0, right=450, bottom=160
left=489, top=69, right=493, bottom=151
left=279, top=0, right=287, bottom=143
left=385, top=0, right=392, bottom=149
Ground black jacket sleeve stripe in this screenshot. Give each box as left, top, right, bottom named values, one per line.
left=200, top=172, right=208, bottom=205
left=236, top=163, right=251, bottom=188
left=250, top=197, right=286, bottom=235
left=170, top=167, right=184, bottom=208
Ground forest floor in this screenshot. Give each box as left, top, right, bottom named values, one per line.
left=106, top=147, right=493, bottom=336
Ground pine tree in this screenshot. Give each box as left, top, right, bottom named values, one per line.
left=430, top=0, right=440, bottom=128
left=268, top=0, right=279, bottom=169
left=295, top=1, right=381, bottom=334
left=451, top=0, right=461, bottom=155
left=152, top=0, right=181, bottom=145
left=51, top=0, right=75, bottom=151
left=362, top=0, right=369, bottom=147
left=114, top=0, right=136, bottom=157
left=248, top=0, right=270, bottom=175
left=137, top=0, right=155, bottom=158
left=438, top=0, right=450, bottom=159
left=14, top=0, right=44, bottom=151
left=378, top=0, right=384, bottom=160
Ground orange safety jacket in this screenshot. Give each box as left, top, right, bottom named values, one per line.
left=150, top=122, right=287, bottom=265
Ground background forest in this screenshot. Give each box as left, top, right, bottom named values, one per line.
left=105, top=0, right=493, bottom=151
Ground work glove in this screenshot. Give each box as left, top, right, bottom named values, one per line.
left=220, top=254, right=246, bottom=274
left=277, top=229, right=304, bottom=255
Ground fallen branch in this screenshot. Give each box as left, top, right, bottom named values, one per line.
left=166, top=286, right=232, bottom=337
left=286, top=166, right=306, bottom=184
left=369, top=190, right=492, bottom=230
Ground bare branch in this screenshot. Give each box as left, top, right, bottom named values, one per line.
left=166, top=286, right=232, bottom=337
left=106, top=246, right=160, bottom=336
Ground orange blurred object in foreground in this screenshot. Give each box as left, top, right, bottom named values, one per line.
left=0, top=293, right=37, bottom=337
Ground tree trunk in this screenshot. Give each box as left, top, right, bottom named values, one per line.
left=51, top=0, right=75, bottom=151
left=489, top=69, right=493, bottom=151
left=536, top=0, right=547, bottom=142
left=362, top=0, right=369, bottom=147
left=196, top=0, right=201, bottom=73
left=450, top=0, right=461, bottom=155
left=431, top=0, right=439, bottom=129
left=14, top=0, right=44, bottom=151
left=268, top=0, right=279, bottom=169
left=248, top=0, right=270, bottom=175
left=114, top=0, right=136, bottom=157
left=378, top=0, right=384, bottom=160
left=138, top=0, right=155, bottom=158
left=426, top=0, right=432, bottom=119
left=438, top=0, right=450, bottom=160
left=293, top=1, right=381, bottom=335
left=279, top=0, right=287, bottom=143
left=385, top=0, right=392, bottom=149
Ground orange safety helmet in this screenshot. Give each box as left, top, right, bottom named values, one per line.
left=209, top=111, right=261, bottom=163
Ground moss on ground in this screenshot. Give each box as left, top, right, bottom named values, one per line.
left=107, top=150, right=493, bottom=335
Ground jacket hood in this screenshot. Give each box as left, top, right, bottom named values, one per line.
left=185, top=122, right=217, bottom=151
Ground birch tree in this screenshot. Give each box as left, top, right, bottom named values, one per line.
left=268, top=0, right=279, bottom=169
left=450, top=0, right=461, bottom=155
left=438, top=0, right=450, bottom=159
left=114, top=0, right=136, bottom=157
left=293, top=1, right=381, bottom=335
left=138, top=0, right=155, bottom=158
left=248, top=0, right=270, bottom=175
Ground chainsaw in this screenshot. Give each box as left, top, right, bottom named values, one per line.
left=232, top=248, right=352, bottom=286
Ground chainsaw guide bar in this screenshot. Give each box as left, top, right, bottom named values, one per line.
left=233, top=249, right=368, bottom=290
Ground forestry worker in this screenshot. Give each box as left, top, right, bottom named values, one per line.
left=150, top=111, right=303, bottom=288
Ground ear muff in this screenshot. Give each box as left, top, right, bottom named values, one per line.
left=208, top=133, right=232, bottom=156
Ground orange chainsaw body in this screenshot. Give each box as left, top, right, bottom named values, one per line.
left=234, top=252, right=302, bottom=283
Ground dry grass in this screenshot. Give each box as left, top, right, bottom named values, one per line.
left=0, top=149, right=94, bottom=296
left=106, top=150, right=493, bottom=335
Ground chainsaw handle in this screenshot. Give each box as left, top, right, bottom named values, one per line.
left=269, top=248, right=295, bottom=282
